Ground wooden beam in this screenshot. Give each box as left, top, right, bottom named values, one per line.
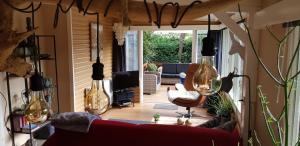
left=131, top=20, right=221, bottom=26
left=214, top=12, right=250, bottom=49
left=253, top=0, right=300, bottom=29
left=130, top=25, right=222, bottom=31
left=30, top=0, right=240, bottom=26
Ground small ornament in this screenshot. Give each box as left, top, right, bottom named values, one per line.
left=185, top=119, right=192, bottom=126
left=177, top=117, right=185, bottom=125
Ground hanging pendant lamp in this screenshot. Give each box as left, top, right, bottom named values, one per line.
left=192, top=14, right=222, bottom=96
left=84, top=13, right=109, bottom=115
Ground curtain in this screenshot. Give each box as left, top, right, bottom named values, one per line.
left=112, top=33, right=126, bottom=72
left=210, top=30, right=222, bottom=71
left=220, top=28, right=243, bottom=111
left=287, top=26, right=300, bottom=146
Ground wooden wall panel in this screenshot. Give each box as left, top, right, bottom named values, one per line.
left=71, top=10, right=113, bottom=112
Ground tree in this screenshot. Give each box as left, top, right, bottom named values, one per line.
left=178, top=33, right=186, bottom=63
left=143, top=31, right=192, bottom=64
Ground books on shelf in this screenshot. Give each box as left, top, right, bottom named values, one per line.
left=12, top=110, right=27, bottom=132
left=21, top=124, right=38, bottom=133
left=12, top=110, right=47, bottom=133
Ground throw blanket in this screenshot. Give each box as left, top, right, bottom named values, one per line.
left=51, top=112, right=100, bottom=133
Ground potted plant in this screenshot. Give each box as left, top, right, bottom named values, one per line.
left=213, top=92, right=234, bottom=122
left=153, top=113, right=160, bottom=122
left=147, top=63, right=158, bottom=72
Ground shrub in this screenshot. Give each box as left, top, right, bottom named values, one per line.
left=143, top=31, right=192, bottom=63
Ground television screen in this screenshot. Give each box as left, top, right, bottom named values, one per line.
left=112, top=71, right=139, bottom=91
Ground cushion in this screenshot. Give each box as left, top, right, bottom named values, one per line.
left=162, top=64, right=177, bottom=74
left=198, top=117, right=221, bottom=128
left=214, top=120, right=237, bottom=132
left=176, top=64, right=190, bottom=74
left=161, top=73, right=180, bottom=78
left=167, top=90, right=199, bottom=102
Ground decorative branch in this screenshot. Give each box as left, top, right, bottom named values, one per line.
left=266, top=25, right=280, bottom=43
left=104, top=0, right=114, bottom=17
left=254, top=130, right=262, bottom=146
left=171, top=1, right=202, bottom=28
left=238, top=3, right=300, bottom=146
left=153, top=1, right=179, bottom=28
left=54, top=0, right=76, bottom=28
left=287, top=39, right=300, bottom=79
left=3, top=0, right=42, bottom=13
left=144, top=0, right=202, bottom=28
left=258, top=86, right=279, bottom=145
left=277, top=43, right=285, bottom=81
left=237, top=4, right=284, bottom=86
left=144, top=0, right=152, bottom=23
left=291, top=71, right=300, bottom=80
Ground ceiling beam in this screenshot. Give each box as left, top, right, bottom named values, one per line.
left=131, top=20, right=222, bottom=26
left=30, top=0, right=240, bottom=26
left=214, top=12, right=250, bottom=48
left=130, top=25, right=222, bottom=31
left=253, top=0, right=300, bottom=29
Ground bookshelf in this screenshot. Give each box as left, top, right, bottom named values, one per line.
left=6, top=33, right=59, bottom=145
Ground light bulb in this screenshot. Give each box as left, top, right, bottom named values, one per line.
left=25, top=72, right=49, bottom=123
left=85, top=80, right=109, bottom=115
left=25, top=91, right=49, bottom=123
left=192, top=56, right=222, bottom=95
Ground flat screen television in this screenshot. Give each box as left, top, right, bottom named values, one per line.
left=112, top=71, right=139, bottom=91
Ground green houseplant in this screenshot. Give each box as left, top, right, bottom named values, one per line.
left=153, top=113, right=160, bottom=122
left=214, top=92, right=234, bottom=120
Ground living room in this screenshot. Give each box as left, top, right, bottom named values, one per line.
left=0, top=0, right=300, bottom=146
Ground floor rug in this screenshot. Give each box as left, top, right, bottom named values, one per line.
left=153, top=103, right=178, bottom=110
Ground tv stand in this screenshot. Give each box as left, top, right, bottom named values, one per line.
left=113, top=89, right=134, bottom=107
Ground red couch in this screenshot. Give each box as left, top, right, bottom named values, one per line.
left=43, top=119, right=240, bottom=146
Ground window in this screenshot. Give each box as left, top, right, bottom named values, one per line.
left=125, top=31, right=138, bottom=71
left=220, top=29, right=244, bottom=112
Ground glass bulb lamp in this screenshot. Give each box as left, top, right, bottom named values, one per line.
left=193, top=14, right=222, bottom=96
left=85, top=58, right=109, bottom=115
left=25, top=72, right=49, bottom=123
left=192, top=56, right=222, bottom=95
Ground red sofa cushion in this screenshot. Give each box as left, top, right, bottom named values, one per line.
left=43, top=119, right=239, bottom=146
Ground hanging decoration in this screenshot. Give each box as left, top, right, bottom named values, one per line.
left=113, top=23, right=129, bottom=46
left=0, top=1, right=38, bottom=77
left=113, top=0, right=130, bottom=46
